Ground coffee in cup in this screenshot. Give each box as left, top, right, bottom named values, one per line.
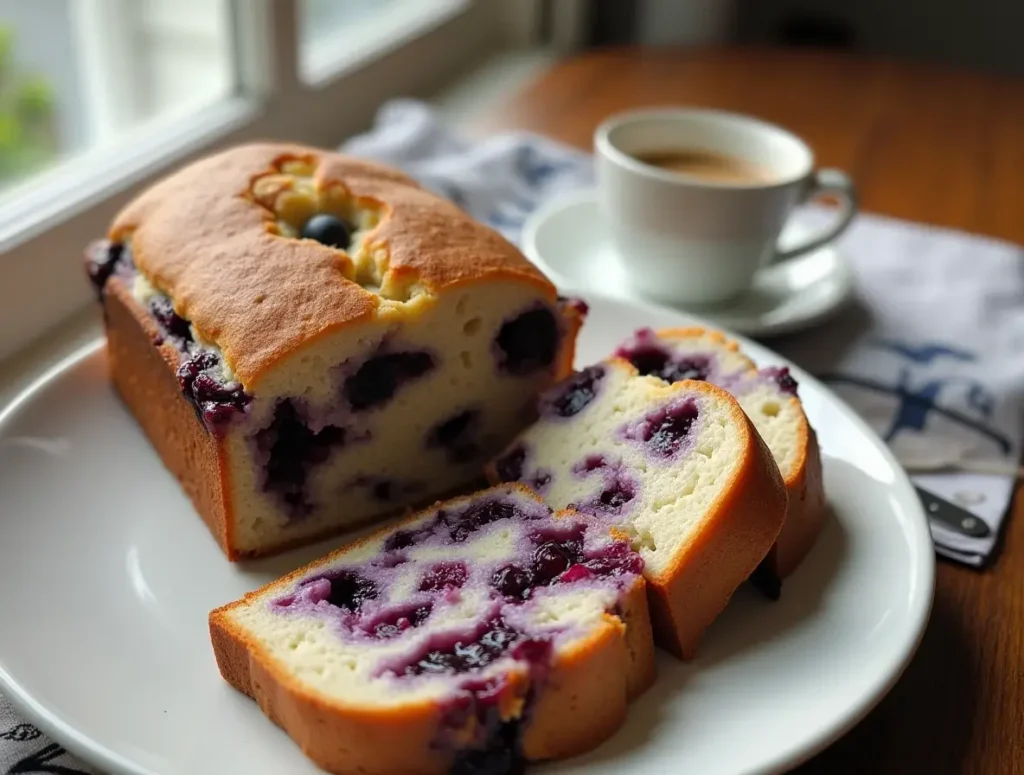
left=632, top=149, right=771, bottom=185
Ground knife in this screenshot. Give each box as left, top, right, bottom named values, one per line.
left=915, top=486, right=991, bottom=539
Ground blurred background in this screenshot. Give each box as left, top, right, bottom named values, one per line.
left=586, top=0, right=1022, bottom=74
left=0, top=0, right=1020, bottom=193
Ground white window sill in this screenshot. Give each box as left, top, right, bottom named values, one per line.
left=0, top=47, right=558, bottom=407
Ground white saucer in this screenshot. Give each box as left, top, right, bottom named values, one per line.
left=522, top=189, right=855, bottom=338
left=0, top=294, right=933, bottom=775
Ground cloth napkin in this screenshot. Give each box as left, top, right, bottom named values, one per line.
left=4, top=98, right=1022, bottom=773
left=0, top=694, right=94, bottom=774
left=346, top=98, right=1024, bottom=567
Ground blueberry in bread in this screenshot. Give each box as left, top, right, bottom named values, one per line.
left=85, top=143, right=584, bottom=559
left=209, top=484, right=655, bottom=775
left=487, top=359, right=788, bottom=659
left=615, top=327, right=825, bottom=584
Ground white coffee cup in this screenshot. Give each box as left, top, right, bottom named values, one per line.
left=595, top=108, right=857, bottom=306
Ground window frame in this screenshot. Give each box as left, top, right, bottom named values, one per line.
left=0, top=0, right=519, bottom=362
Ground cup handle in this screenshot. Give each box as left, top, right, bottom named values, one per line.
left=772, top=168, right=858, bottom=263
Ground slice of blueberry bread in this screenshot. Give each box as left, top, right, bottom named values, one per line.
left=209, top=484, right=655, bottom=775
left=487, top=360, right=787, bottom=660
left=85, top=143, right=585, bottom=559
left=615, top=327, right=825, bottom=584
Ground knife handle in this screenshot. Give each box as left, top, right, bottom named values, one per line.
left=915, top=486, right=992, bottom=539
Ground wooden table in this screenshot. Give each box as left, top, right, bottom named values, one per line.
left=477, top=47, right=1024, bottom=774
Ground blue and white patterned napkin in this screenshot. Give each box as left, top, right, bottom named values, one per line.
left=345, top=98, right=1024, bottom=567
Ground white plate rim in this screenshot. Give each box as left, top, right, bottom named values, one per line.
left=520, top=187, right=857, bottom=338
left=0, top=296, right=935, bottom=775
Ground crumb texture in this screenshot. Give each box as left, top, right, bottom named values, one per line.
left=493, top=360, right=746, bottom=577
left=213, top=485, right=650, bottom=774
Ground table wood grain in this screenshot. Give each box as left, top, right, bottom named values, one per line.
left=475, top=46, right=1024, bottom=774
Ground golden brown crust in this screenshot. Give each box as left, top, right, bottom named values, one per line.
left=209, top=485, right=651, bottom=773
left=210, top=610, right=452, bottom=774
left=554, top=299, right=587, bottom=379
left=615, top=576, right=657, bottom=700
left=650, top=326, right=827, bottom=580
left=111, top=143, right=556, bottom=388
left=774, top=424, right=826, bottom=578
left=654, top=326, right=740, bottom=352
left=520, top=616, right=629, bottom=761
left=103, top=276, right=234, bottom=553
left=640, top=380, right=788, bottom=659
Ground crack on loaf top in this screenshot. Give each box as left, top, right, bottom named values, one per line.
left=107, top=143, right=554, bottom=389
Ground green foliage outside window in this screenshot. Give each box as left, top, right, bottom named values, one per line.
left=0, top=24, right=57, bottom=185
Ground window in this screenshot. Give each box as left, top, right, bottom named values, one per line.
left=0, top=0, right=233, bottom=196
left=0, top=0, right=519, bottom=362
left=299, top=0, right=470, bottom=84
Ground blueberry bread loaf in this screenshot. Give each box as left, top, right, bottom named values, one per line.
left=85, top=143, right=584, bottom=559
left=616, top=328, right=825, bottom=583
left=209, top=484, right=655, bottom=775
left=487, top=359, right=788, bottom=659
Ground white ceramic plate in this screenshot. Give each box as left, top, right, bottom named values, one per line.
left=522, top=189, right=856, bottom=338
left=0, top=294, right=933, bottom=775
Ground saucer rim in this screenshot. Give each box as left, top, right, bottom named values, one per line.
left=521, top=188, right=855, bottom=338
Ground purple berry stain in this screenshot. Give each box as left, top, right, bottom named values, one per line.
left=302, top=570, right=377, bottom=611
left=427, top=409, right=480, bottom=464
left=256, top=400, right=345, bottom=517
left=574, top=455, right=608, bottom=474
left=493, top=444, right=526, bottom=483
left=495, top=306, right=559, bottom=376
left=766, top=366, right=799, bottom=395
left=84, top=240, right=127, bottom=297
left=175, top=349, right=251, bottom=431
left=624, top=399, right=700, bottom=459
left=617, top=329, right=710, bottom=383
left=148, top=296, right=193, bottom=344
left=559, top=565, right=593, bottom=584
left=528, top=470, right=552, bottom=493
left=661, top=357, right=710, bottom=383
left=384, top=526, right=427, bottom=553
left=619, top=342, right=669, bottom=378
left=420, top=563, right=469, bottom=592
left=543, top=365, right=605, bottom=418
left=492, top=565, right=534, bottom=601
left=532, top=541, right=577, bottom=582
left=450, top=719, right=523, bottom=775
left=345, top=351, right=435, bottom=411
left=403, top=618, right=533, bottom=676
left=571, top=456, right=638, bottom=517
left=445, top=499, right=519, bottom=543
left=364, top=604, right=432, bottom=639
